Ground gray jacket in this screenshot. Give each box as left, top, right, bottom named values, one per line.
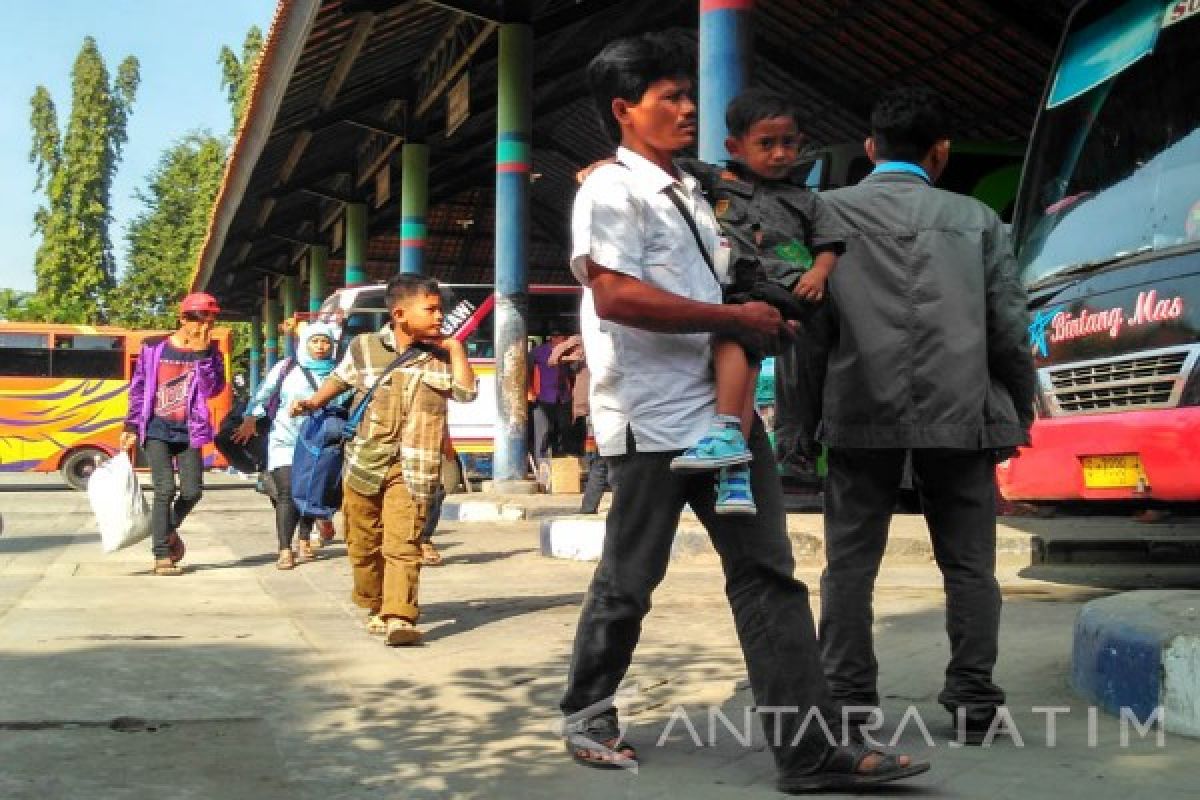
left=817, top=171, right=1036, bottom=450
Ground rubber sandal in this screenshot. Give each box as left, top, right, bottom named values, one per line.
left=296, top=540, right=316, bottom=562
left=276, top=550, right=295, bottom=571
left=419, top=541, right=444, bottom=566
left=365, top=613, right=387, bottom=636
left=385, top=617, right=422, bottom=646
left=564, top=713, right=638, bottom=770
left=153, top=558, right=182, bottom=576
left=776, top=743, right=929, bottom=793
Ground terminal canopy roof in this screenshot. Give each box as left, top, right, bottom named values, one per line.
left=194, top=0, right=1078, bottom=317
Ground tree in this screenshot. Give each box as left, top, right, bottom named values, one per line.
left=0, top=289, right=33, bottom=321
left=28, top=37, right=139, bottom=323
left=110, top=133, right=226, bottom=329
left=218, top=26, right=264, bottom=134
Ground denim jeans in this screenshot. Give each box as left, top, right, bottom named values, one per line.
left=143, top=438, right=204, bottom=558
left=561, top=420, right=836, bottom=773
left=821, top=447, right=1005, bottom=713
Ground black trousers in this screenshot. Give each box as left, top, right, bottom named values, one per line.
left=821, top=447, right=1005, bottom=714
left=531, top=401, right=572, bottom=462
left=773, top=306, right=830, bottom=463
left=144, top=438, right=203, bottom=558
left=561, top=420, right=836, bottom=773
left=269, top=465, right=314, bottom=550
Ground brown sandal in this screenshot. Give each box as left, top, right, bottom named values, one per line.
left=296, top=540, right=316, bottom=562
left=153, top=558, right=182, bottom=576
left=276, top=549, right=296, bottom=570
left=365, top=613, right=387, bottom=635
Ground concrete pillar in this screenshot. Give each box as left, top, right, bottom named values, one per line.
left=248, top=314, right=262, bottom=398
left=399, top=142, right=429, bottom=275
left=344, top=202, right=368, bottom=288
left=493, top=16, right=533, bottom=486
left=263, top=286, right=279, bottom=373
left=699, top=0, right=754, bottom=163
left=281, top=276, right=298, bottom=358
left=309, top=245, right=328, bottom=312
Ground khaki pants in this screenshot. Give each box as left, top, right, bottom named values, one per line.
left=343, top=464, right=425, bottom=622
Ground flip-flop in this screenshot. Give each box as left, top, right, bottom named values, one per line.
left=565, top=733, right=638, bottom=770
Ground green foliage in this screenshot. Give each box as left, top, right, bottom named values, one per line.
left=112, top=132, right=226, bottom=329
left=218, top=26, right=264, bottom=134
left=0, top=289, right=34, bottom=321
left=27, top=37, right=140, bottom=324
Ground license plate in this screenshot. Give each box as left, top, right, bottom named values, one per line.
left=1081, top=454, right=1144, bottom=489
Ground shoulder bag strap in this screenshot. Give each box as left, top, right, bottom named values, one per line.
left=342, top=346, right=423, bottom=440
left=664, top=185, right=719, bottom=282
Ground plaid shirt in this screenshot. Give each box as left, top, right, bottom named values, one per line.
left=330, top=325, right=477, bottom=502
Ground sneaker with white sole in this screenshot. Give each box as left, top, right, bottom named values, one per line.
left=715, top=465, right=756, bottom=515
left=671, top=427, right=753, bottom=472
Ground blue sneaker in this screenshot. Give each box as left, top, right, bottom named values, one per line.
left=670, top=426, right=753, bottom=472
left=715, top=465, right=756, bottom=515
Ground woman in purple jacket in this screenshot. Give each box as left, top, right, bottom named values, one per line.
left=120, top=293, right=227, bottom=575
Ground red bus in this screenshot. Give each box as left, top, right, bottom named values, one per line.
left=999, top=0, right=1200, bottom=502
left=0, top=323, right=234, bottom=489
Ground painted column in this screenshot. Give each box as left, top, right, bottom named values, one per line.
left=309, top=245, right=328, bottom=312
left=493, top=17, right=533, bottom=485
left=699, top=0, right=754, bottom=163
left=281, top=276, right=298, bottom=358
left=263, top=287, right=279, bottom=373
left=248, top=314, right=262, bottom=398
left=399, top=142, right=429, bottom=275
left=344, top=202, right=368, bottom=288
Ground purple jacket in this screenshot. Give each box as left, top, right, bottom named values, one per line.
left=123, top=337, right=226, bottom=448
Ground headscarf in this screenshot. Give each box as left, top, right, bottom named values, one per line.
left=297, top=322, right=338, bottom=376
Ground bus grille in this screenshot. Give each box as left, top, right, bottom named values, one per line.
left=1044, top=349, right=1193, bottom=415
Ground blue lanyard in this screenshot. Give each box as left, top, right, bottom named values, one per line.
left=871, top=161, right=931, bottom=183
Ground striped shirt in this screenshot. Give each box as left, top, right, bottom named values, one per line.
left=330, top=325, right=477, bottom=502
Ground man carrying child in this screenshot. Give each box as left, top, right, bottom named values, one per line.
left=559, top=30, right=927, bottom=792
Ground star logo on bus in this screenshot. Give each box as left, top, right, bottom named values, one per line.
left=1028, top=310, right=1054, bottom=358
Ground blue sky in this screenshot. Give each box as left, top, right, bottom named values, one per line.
left=0, top=0, right=277, bottom=292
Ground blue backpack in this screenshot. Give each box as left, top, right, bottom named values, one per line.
left=290, top=346, right=420, bottom=518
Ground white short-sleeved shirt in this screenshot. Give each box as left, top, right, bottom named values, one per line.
left=570, top=146, right=724, bottom=456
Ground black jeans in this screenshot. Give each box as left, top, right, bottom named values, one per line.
left=579, top=453, right=610, bottom=514
left=269, top=466, right=314, bottom=550
left=531, top=401, right=572, bottom=462
left=561, top=420, right=836, bottom=773
left=821, top=447, right=1005, bottom=714
left=144, top=438, right=204, bottom=559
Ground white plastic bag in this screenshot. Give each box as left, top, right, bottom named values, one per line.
left=87, top=452, right=151, bottom=553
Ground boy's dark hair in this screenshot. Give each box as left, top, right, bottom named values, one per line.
left=726, top=87, right=802, bottom=139
left=587, top=29, right=696, bottom=144
left=870, top=86, right=951, bottom=163
left=386, top=274, right=440, bottom=310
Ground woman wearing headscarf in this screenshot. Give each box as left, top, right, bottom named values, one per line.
left=232, top=322, right=344, bottom=569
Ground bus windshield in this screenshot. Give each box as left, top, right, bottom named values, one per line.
left=1013, top=0, right=1200, bottom=288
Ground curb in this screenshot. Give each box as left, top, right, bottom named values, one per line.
left=537, top=514, right=1037, bottom=565
left=1071, top=590, right=1200, bottom=738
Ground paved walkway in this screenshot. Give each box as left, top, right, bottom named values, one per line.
left=0, top=485, right=1197, bottom=799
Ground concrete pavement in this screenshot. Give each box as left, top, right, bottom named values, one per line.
left=1, top=483, right=1199, bottom=799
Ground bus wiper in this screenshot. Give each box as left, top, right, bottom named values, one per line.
left=1026, top=245, right=1153, bottom=293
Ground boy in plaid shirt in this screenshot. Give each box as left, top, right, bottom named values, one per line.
left=295, top=274, right=476, bottom=645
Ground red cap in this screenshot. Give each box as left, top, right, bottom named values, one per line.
left=180, top=292, right=221, bottom=315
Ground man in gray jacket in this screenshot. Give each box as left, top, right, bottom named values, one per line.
left=816, top=87, right=1036, bottom=742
